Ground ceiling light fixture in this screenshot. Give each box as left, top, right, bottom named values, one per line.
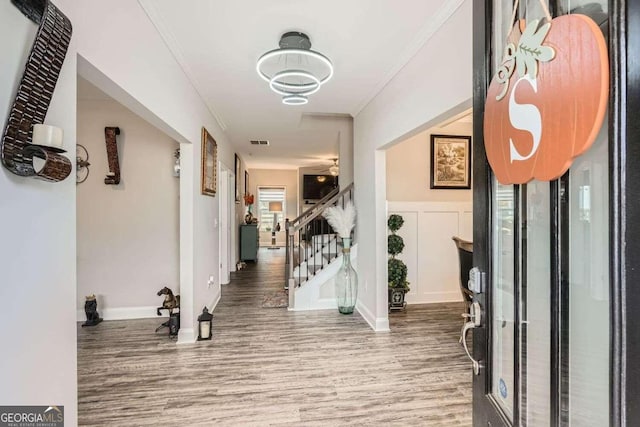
left=329, top=158, right=339, bottom=176
left=257, top=32, right=333, bottom=105
left=282, top=94, right=308, bottom=105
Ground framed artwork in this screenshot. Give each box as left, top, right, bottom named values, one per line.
left=244, top=170, right=249, bottom=197
left=234, top=154, right=241, bottom=203
left=430, top=134, right=471, bottom=189
left=201, top=127, right=217, bottom=196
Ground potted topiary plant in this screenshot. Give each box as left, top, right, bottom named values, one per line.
left=388, top=214, right=409, bottom=311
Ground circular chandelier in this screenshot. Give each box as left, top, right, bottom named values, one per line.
left=257, top=32, right=334, bottom=105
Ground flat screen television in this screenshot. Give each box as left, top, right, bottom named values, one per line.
left=303, top=175, right=338, bottom=200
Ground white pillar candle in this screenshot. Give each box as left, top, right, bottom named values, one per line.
left=32, top=124, right=63, bottom=148
left=200, top=322, right=211, bottom=340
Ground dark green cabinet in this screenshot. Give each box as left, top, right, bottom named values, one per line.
left=240, top=224, right=259, bottom=262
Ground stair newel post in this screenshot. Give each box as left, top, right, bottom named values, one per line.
left=287, top=229, right=294, bottom=285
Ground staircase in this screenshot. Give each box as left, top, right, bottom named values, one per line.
left=285, top=183, right=355, bottom=310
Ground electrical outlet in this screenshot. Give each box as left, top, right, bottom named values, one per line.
left=207, top=275, right=215, bottom=288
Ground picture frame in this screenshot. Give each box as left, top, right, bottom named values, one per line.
left=244, top=170, right=249, bottom=197
left=201, top=127, right=217, bottom=196
left=234, top=154, right=241, bottom=203
left=430, top=134, right=471, bottom=189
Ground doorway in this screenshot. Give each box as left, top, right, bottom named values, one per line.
left=257, top=186, right=286, bottom=247
left=76, top=77, right=180, bottom=320
left=219, top=165, right=234, bottom=285
left=385, top=111, right=473, bottom=309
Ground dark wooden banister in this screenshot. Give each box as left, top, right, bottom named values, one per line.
left=288, top=183, right=354, bottom=234
left=287, top=186, right=339, bottom=227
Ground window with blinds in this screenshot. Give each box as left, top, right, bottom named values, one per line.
left=257, top=187, right=286, bottom=232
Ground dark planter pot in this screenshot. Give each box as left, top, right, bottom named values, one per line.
left=388, top=288, right=408, bottom=312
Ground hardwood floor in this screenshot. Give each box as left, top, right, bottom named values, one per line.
left=78, top=249, right=472, bottom=426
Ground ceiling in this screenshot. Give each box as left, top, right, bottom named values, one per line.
left=137, top=0, right=458, bottom=169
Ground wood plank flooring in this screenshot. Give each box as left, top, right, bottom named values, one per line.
left=78, top=249, right=472, bottom=426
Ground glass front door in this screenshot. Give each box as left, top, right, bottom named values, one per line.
left=471, top=0, right=612, bottom=425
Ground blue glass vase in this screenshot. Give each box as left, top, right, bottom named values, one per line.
left=335, top=238, right=358, bottom=314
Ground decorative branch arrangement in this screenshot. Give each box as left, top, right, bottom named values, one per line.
left=322, top=201, right=356, bottom=239
left=1, top=0, right=73, bottom=182
left=104, top=127, right=121, bottom=185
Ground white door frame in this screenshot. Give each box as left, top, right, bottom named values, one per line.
left=228, top=170, right=236, bottom=273
left=219, top=164, right=231, bottom=285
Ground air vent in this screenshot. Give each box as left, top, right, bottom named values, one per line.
left=250, top=140, right=269, bottom=146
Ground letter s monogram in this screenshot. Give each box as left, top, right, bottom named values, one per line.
left=508, top=75, right=542, bottom=163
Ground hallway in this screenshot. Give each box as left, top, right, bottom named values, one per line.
left=77, top=249, right=472, bottom=426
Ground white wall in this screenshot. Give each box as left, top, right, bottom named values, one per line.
left=76, top=98, right=179, bottom=319
left=299, top=114, right=353, bottom=188
left=353, top=0, right=472, bottom=331
left=0, top=1, right=77, bottom=422
left=386, top=122, right=473, bottom=202
left=388, top=202, right=472, bottom=304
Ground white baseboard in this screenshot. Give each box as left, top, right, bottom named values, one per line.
left=76, top=305, right=165, bottom=322
left=208, top=291, right=221, bottom=312
left=288, top=298, right=336, bottom=311
left=356, top=300, right=390, bottom=332
left=406, top=291, right=462, bottom=305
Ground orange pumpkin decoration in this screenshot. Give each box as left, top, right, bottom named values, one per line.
left=484, top=14, right=608, bottom=184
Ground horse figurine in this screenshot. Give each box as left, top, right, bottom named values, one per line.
left=157, top=286, right=180, bottom=315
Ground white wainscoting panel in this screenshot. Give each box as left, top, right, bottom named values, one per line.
left=388, top=201, right=473, bottom=304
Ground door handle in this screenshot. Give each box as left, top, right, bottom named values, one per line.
left=460, top=301, right=482, bottom=375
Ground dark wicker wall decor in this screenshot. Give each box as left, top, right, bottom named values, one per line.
left=1, top=0, right=73, bottom=182
left=104, top=127, right=121, bottom=185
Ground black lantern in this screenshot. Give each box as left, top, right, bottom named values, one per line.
left=197, top=307, right=213, bottom=341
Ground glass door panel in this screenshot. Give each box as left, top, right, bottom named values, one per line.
left=520, top=181, right=551, bottom=426
left=492, top=181, right=515, bottom=420
left=562, top=1, right=609, bottom=425
left=568, top=119, right=609, bottom=426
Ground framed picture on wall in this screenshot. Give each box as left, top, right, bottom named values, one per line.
left=201, top=127, right=217, bottom=196
left=244, top=170, right=249, bottom=196
left=430, top=134, right=471, bottom=189
left=234, top=154, right=241, bottom=203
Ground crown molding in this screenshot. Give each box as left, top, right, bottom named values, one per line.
left=350, top=0, right=467, bottom=117
left=138, top=0, right=228, bottom=132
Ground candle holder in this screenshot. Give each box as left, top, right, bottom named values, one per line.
left=1, top=0, right=73, bottom=183
left=197, top=307, right=213, bottom=341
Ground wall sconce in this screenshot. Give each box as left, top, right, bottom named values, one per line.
left=197, top=306, right=213, bottom=341
left=76, top=144, right=90, bottom=184
left=173, top=148, right=180, bottom=178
